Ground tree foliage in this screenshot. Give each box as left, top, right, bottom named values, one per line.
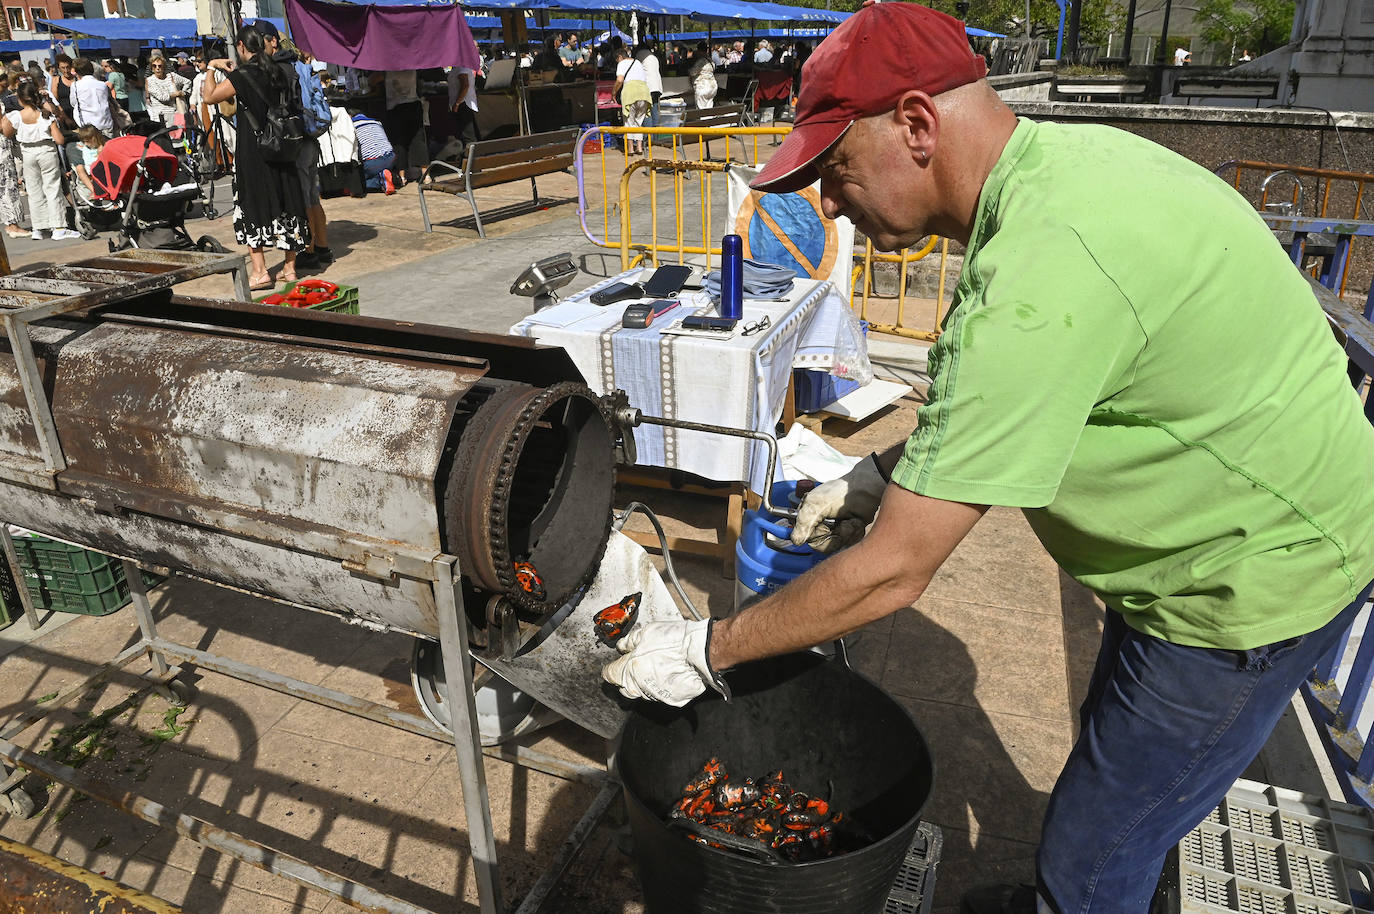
left=1195, top=0, right=1294, bottom=57
left=782, top=0, right=1126, bottom=44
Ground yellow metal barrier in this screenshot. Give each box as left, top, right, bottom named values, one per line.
left=575, top=124, right=956, bottom=341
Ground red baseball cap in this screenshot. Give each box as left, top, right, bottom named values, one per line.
left=751, top=2, right=988, bottom=194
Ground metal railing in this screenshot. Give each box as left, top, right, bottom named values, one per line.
left=1215, top=159, right=1373, bottom=298
left=574, top=123, right=955, bottom=342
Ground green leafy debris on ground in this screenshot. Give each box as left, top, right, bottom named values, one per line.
left=37, top=688, right=194, bottom=826
left=34, top=691, right=58, bottom=704
left=147, top=705, right=188, bottom=743
left=41, top=691, right=142, bottom=771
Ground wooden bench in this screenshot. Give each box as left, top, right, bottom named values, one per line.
left=418, top=128, right=579, bottom=237
left=680, top=104, right=748, bottom=160
left=1173, top=76, right=1280, bottom=107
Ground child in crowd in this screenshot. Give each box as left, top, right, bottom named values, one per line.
left=71, top=125, right=114, bottom=206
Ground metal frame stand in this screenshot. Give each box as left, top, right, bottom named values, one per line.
left=0, top=549, right=617, bottom=914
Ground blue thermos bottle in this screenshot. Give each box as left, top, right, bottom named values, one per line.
left=720, top=234, right=744, bottom=320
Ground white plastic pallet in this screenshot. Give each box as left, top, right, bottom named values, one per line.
left=1167, top=779, right=1374, bottom=914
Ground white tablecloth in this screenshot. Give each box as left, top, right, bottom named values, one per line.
left=510, top=273, right=869, bottom=493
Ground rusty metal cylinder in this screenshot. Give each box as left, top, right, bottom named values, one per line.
left=0, top=297, right=619, bottom=637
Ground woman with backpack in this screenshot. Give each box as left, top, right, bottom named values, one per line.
left=204, top=25, right=308, bottom=291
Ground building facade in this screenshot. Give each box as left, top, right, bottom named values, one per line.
left=0, top=0, right=73, bottom=41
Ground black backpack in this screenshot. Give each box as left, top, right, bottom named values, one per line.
left=237, top=67, right=305, bottom=163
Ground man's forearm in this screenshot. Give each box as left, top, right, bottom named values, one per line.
left=709, top=531, right=925, bottom=670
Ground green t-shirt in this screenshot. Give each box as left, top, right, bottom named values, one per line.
left=891, top=118, right=1374, bottom=650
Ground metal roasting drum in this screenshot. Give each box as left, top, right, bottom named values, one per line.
left=0, top=257, right=625, bottom=641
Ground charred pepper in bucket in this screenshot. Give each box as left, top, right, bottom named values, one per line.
left=667, top=758, right=850, bottom=863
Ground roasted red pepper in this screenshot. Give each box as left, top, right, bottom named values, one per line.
left=512, top=560, right=546, bottom=601
left=668, top=758, right=849, bottom=863
left=683, top=758, right=724, bottom=794
left=714, top=779, right=761, bottom=809
left=593, top=591, right=641, bottom=646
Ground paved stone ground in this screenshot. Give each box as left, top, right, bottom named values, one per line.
left=0, top=140, right=1332, bottom=913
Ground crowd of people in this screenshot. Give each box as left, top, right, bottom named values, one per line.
left=501, top=32, right=809, bottom=150
left=0, top=25, right=807, bottom=271
left=0, top=22, right=485, bottom=283
left=0, top=46, right=221, bottom=242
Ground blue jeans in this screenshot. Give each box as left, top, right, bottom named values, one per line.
left=362, top=153, right=395, bottom=191
left=1037, top=579, right=1374, bottom=913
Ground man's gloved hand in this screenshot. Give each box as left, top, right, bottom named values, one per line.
left=602, top=619, right=729, bottom=707
left=789, top=454, right=889, bottom=554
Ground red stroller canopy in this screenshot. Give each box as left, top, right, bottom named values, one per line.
left=89, top=137, right=179, bottom=201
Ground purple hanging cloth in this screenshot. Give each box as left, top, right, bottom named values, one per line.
left=286, top=0, right=481, bottom=71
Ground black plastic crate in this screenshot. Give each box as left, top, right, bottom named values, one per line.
left=885, top=822, right=943, bottom=914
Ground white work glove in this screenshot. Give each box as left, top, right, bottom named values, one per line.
left=602, top=619, right=729, bottom=707
left=789, top=453, right=888, bottom=554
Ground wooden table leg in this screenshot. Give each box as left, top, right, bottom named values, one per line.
left=723, top=488, right=744, bottom=579
left=783, top=373, right=797, bottom=429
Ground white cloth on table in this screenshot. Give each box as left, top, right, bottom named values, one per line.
left=511, top=276, right=868, bottom=493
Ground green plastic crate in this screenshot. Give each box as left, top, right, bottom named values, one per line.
left=10, top=534, right=165, bottom=616
left=15, top=535, right=112, bottom=574
left=25, top=577, right=131, bottom=616
left=254, top=280, right=360, bottom=315
left=0, top=557, right=16, bottom=631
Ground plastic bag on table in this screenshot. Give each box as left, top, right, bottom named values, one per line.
left=829, top=306, right=874, bottom=387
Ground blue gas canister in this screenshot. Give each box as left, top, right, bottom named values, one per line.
left=735, top=480, right=829, bottom=611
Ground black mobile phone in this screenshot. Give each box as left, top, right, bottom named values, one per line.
left=590, top=281, right=645, bottom=306
left=643, top=265, right=694, bottom=298
left=681, top=314, right=738, bottom=331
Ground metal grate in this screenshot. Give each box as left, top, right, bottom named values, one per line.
left=1289, top=851, right=1343, bottom=901
left=1231, top=836, right=1281, bottom=885
left=1167, top=780, right=1374, bottom=914
left=1234, top=882, right=1287, bottom=914
left=1284, top=816, right=1338, bottom=852
left=884, top=822, right=943, bottom=914
left=1225, top=803, right=1275, bottom=837
left=1185, top=871, right=1232, bottom=908
left=1183, top=826, right=1228, bottom=870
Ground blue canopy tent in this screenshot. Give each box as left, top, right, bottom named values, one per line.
left=0, top=39, right=57, bottom=52
left=36, top=16, right=288, bottom=48
left=738, top=2, right=846, bottom=23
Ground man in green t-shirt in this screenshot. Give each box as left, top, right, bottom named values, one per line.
left=603, top=4, right=1374, bottom=912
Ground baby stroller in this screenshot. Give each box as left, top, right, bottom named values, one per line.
left=82, top=129, right=227, bottom=253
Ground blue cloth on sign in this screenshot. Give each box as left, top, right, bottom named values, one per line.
left=704, top=258, right=796, bottom=302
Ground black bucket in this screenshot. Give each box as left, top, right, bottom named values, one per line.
left=616, top=651, right=934, bottom=914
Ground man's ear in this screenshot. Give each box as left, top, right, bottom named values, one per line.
left=892, top=90, right=938, bottom=162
